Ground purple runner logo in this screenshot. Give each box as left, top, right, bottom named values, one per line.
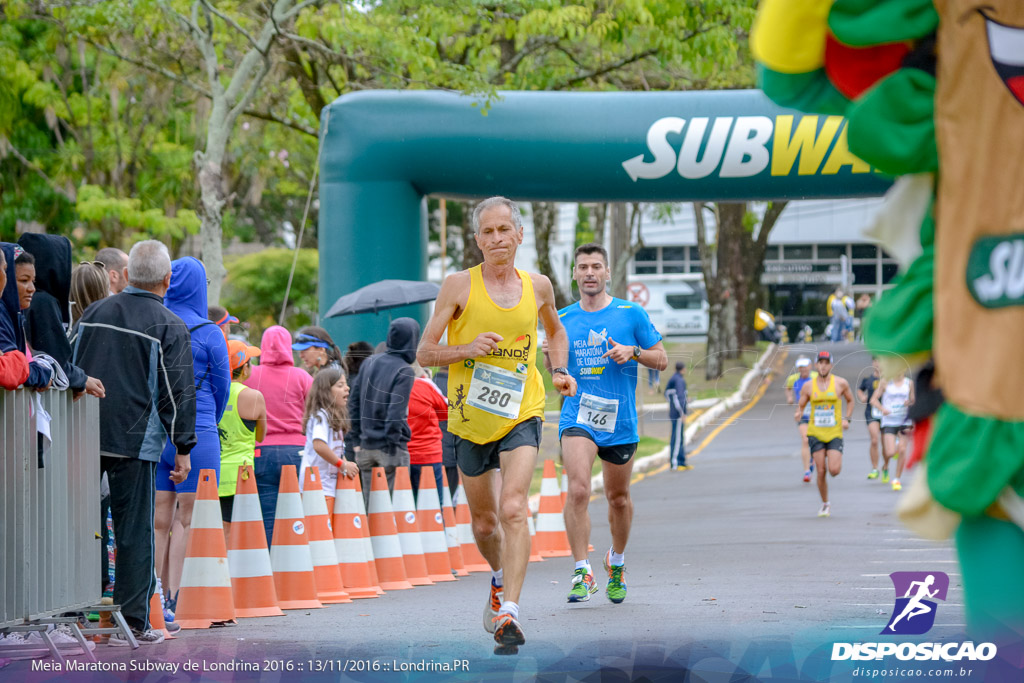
left=882, top=571, right=949, bottom=635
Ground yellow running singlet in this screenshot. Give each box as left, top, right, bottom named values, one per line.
left=447, top=266, right=546, bottom=444
left=808, top=374, right=843, bottom=442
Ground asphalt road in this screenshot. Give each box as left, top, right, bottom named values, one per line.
left=12, top=343, right=966, bottom=681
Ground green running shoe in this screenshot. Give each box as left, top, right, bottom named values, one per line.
left=867, top=469, right=879, bottom=480
left=603, top=553, right=627, bottom=604
left=567, top=568, right=597, bottom=602
left=882, top=469, right=890, bottom=484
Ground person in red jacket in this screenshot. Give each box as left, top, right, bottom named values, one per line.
left=407, top=363, right=448, bottom=504
left=0, top=248, right=30, bottom=389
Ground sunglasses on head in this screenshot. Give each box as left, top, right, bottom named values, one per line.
left=80, top=261, right=105, bottom=269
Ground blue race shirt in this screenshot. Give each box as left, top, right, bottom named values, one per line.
left=558, top=297, right=663, bottom=446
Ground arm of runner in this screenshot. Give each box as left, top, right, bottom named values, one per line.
left=535, top=274, right=576, bottom=397
left=786, top=386, right=796, bottom=405
left=796, top=381, right=810, bottom=420
left=841, top=378, right=855, bottom=425
left=908, top=378, right=916, bottom=407
left=870, top=380, right=889, bottom=415
left=417, top=272, right=503, bottom=367
left=541, top=337, right=552, bottom=373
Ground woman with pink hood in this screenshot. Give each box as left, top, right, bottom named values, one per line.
left=243, top=325, right=313, bottom=546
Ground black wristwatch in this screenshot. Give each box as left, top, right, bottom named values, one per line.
left=552, top=367, right=569, bottom=376
left=632, top=345, right=642, bottom=360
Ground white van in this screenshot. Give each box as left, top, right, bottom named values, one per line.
left=626, top=274, right=709, bottom=338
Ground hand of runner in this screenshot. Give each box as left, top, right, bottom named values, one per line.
left=842, top=418, right=850, bottom=430
left=553, top=371, right=577, bottom=397
left=794, top=409, right=801, bottom=422
left=466, top=332, right=503, bottom=357
left=601, top=337, right=634, bottom=365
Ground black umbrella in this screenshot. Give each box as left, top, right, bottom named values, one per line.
left=324, top=279, right=441, bottom=318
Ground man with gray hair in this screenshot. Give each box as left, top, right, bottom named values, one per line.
left=95, top=246, right=129, bottom=295
left=418, top=196, right=576, bottom=655
left=73, top=240, right=197, bottom=646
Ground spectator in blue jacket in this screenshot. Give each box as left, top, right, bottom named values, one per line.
left=665, top=361, right=689, bottom=470
left=154, top=257, right=230, bottom=614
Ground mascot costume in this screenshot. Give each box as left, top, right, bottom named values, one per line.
left=752, top=0, right=1024, bottom=639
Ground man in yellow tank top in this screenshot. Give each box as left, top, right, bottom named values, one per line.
left=796, top=350, right=854, bottom=518
left=418, top=196, right=576, bottom=655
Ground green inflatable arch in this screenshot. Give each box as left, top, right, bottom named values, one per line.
left=318, top=89, right=890, bottom=343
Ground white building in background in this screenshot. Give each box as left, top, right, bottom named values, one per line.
left=429, top=198, right=896, bottom=337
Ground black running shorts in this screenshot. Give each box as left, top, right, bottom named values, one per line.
left=807, top=436, right=843, bottom=454
left=882, top=425, right=912, bottom=436
left=455, top=417, right=543, bottom=477
left=560, top=427, right=638, bottom=466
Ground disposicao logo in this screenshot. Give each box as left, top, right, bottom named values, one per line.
left=831, top=571, right=998, bottom=663
left=883, top=571, right=948, bottom=635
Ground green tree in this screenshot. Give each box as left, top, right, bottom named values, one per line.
left=221, top=247, right=318, bottom=340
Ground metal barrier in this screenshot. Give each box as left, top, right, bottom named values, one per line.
left=1, top=389, right=100, bottom=628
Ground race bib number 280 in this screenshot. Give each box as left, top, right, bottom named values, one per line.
left=467, top=361, right=525, bottom=420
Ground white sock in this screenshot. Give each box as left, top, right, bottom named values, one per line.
left=491, top=569, right=503, bottom=588
left=499, top=601, right=519, bottom=620
left=575, top=559, right=592, bottom=574
left=609, top=547, right=625, bottom=567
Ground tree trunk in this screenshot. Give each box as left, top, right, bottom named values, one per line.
left=460, top=200, right=483, bottom=269
left=609, top=203, right=630, bottom=298
left=198, top=104, right=230, bottom=304
left=531, top=201, right=570, bottom=309
left=592, top=203, right=608, bottom=248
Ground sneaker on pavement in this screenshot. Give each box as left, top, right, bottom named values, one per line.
left=164, top=621, right=181, bottom=634
left=0, top=634, right=49, bottom=661
left=603, top=552, right=627, bottom=604
left=492, top=612, right=525, bottom=654
left=818, top=503, right=831, bottom=518
left=484, top=580, right=502, bottom=634
left=867, top=469, right=879, bottom=480
left=881, top=469, right=890, bottom=484
left=109, top=628, right=164, bottom=647
left=43, top=625, right=96, bottom=654
left=892, top=479, right=902, bottom=491
left=566, top=568, right=598, bottom=603
left=803, top=470, right=811, bottom=483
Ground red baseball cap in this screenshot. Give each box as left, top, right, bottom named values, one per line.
left=816, top=350, right=833, bottom=363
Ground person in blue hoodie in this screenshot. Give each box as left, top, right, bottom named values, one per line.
left=153, top=257, right=230, bottom=612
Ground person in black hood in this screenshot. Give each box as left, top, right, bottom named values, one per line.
left=18, top=233, right=104, bottom=398
left=348, top=317, right=419, bottom=502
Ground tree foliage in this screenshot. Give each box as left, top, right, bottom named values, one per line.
left=221, top=247, right=318, bottom=339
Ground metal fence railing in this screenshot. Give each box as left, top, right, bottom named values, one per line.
left=1, top=389, right=100, bottom=629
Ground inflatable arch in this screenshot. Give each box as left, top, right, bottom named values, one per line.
left=318, top=89, right=890, bottom=343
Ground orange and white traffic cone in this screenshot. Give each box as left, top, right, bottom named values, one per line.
left=228, top=465, right=284, bottom=618
left=302, top=466, right=351, bottom=604
left=331, top=474, right=380, bottom=599
left=391, top=467, right=433, bottom=586
left=175, top=469, right=237, bottom=628
left=454, top=482, right=491, bottom=572
left=149, top=591, right=176, bottom=639
left=535, top=459, right=571, bottom=557
left=367, top=467, right=413, bottom=590
left=440, top=470, right=468, bottom=577
left=416, top=470, right=456, bottom=582
left=354, top=475, right=384, bottom=595
left=527, top=513, right=544, bottom=563
left=270, top=465, right=323, bottom=609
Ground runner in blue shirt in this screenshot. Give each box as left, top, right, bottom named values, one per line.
left=545, top=243, right=666, bottom=606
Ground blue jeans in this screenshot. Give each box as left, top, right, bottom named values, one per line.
left=254, top=445, right=303, bottom=548
left=410, top=463, right=444, bottom=506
